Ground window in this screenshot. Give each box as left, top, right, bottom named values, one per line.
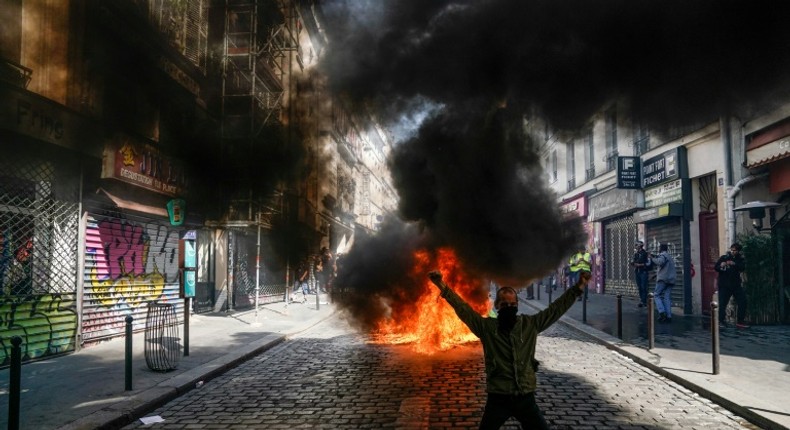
left=566, top=141, right=575, bottom=191
left=634, top=122, right=650, bottom=156
left=551, top=150, right=557, bottom=182
left=584, top=129, right=595, bottom=181
left=605, top=108, right=618, bottom=171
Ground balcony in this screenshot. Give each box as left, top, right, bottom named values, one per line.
left=0, top=58, right=32, bottom=89
left=585, top=167, right=596, bottom=181
left=567, top=177, right=576, bottom=192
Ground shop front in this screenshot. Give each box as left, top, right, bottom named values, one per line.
left=80, top=134, right=196, bottom=346
left=560, top=194, right=598, bottom=292
left=588, top=188, right=644, bottom=297
left=634, top=147, right=693, bottom=315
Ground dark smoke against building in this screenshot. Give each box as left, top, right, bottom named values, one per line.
left=316, top=0, right=790, bottom=328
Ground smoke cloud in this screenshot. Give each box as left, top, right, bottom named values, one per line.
left=318, top=0, right=790, bottom=327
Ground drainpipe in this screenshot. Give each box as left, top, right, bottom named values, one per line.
left=721, top=117, right=734, bottom=246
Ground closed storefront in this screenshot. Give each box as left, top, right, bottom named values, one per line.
left=81, top=197, right=184, bottom=345
left=0, top=148, right=81, bottom=363
left=642, top=217, right=685, bottom=312
left=603, top=215, right=639, bottom=297
left=589, top=188, right=644, bottom=297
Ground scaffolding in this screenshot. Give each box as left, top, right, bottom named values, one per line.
left=221, top=0, right=299, bottom=139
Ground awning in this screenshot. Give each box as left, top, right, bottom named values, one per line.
left=746, top=120, right=790, bottom=168
left=97, top=187, right=168, bottom=217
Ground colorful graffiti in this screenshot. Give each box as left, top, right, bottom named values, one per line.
left=81, top=216, right=182, bottom=343
left=0, top=293, right=77, bottom=365
left=85, top=217, right=180, bottom=310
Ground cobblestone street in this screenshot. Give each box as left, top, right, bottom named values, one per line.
left=123, top=313, right=758, bottom=429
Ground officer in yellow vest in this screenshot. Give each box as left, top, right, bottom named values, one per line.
left=569, top=246, right=592, bottom=301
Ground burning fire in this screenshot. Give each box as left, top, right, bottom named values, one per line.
left=371, top=248, right=491, bottom=354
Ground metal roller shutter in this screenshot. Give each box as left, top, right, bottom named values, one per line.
left=604, top=215, right=638, bottom=297
left=81, top=205, right=183, bottom=345
left=645, top=218, right=685, bottom=311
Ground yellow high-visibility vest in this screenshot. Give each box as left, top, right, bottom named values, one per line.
left=569, top=252, right=592, bottom=272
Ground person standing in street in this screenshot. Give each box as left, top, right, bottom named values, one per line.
left=428, top=269, right=592, bottom=430
left=715, top=243, right=749, bottom=328
left=630, top=240, right=650, bottom=308
left=649, top=243, right=675, bottom=323
left=568, top=246, right=592, bottom=302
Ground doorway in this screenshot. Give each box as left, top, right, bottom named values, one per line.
left=699, top=211, right=719, bottom=315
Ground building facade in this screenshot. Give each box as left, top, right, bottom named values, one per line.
left=538, top=101, right=789, bottom=322
left=0, top=0, right=398, bottom=365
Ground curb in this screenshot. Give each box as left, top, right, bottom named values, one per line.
left=521, top=299, right=787, bottom=430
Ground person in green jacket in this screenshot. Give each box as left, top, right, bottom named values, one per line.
left=428, top=269, right=591, bottom=430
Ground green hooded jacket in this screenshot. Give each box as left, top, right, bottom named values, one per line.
left=439, top=285, right=582, bottom=395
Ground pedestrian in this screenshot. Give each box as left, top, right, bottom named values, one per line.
left=428, top=269, right=592, bottom=430
left=318, top=246, right=334, bottom=293
left=568, top=246, right=591, bottom=302
left=649, top=243, right=675, bottom=323
left=630, top=240, right=651, bottom=307
left=715, top=243, right=749, bottom=328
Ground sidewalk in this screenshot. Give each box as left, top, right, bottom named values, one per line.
left=521, top=288, right=790, bottom=430
left=0, top=294, right=336, bottom=430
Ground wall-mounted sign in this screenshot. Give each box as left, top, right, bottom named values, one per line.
left=589, top=188, right=644, bottom=222
left=616, top=156, right=641, bottom=189
left=560, top=195, right=587, bottom=218
left=641, top=147, right=687, bottom=188
left=167, top=199, right=186, bottom=226
left=644, top=179, right=684, bottom=208
left=632, top=203, right=685, bottom=223
left=101, top=134, right=186, bottom=196
left=180, top=269, right=196, bottom=298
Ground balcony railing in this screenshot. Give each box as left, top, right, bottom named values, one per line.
left=567, top=177, right=576, bottom=192
left=0, top=58, right=32, bottom=89
left=585, top=167, right=596, bottom=181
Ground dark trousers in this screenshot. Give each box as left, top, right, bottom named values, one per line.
left=719, top=283, right=747, bottom=324
left=635, top=270, right=649, bottom=305
left=479, top=392, right=548, bottom=430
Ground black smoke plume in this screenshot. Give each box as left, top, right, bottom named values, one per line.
left=319, top=0, right=790, bottom=327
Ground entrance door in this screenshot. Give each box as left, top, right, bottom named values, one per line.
left=699, top=212, right=719, bottom=315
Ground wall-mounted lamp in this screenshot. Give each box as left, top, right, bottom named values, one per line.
left=733, top=201, right=781, bottom=231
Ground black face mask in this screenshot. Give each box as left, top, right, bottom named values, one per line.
left=497, top=306, right=518, bottom=332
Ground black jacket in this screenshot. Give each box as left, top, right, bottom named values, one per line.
left=714, top=252, right=745, bottom=288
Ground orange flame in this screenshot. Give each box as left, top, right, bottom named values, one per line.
left=371, top=247, right=491, bottom=354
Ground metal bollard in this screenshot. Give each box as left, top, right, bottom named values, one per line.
left=548, top=284, right=553, bottom=304
left=9, top=336, right=22, bottom=430
left=647, top=292, right=655, bottom=350
left=125, top=315, right=133, bottom=391
left=616, top=294, right=623, bottom=339
left=711, top=301, right=720, bottom=375
left=537, top=283, right=541, bottom=301
left=184, top=297, right=190, bottom=357
left=582, top=286, right=588, bottom=324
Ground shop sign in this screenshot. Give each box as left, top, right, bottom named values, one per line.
left=632, top=203, right=684, bottom=223
left=641, top=147, right=687, bottom=188
left=101, top=134, right=186, bottom=196
left=616, top=156, right=641, bottom=189
left=644, top=179, right=684, bottom=208
left=0, top=85, right=99, bottom=152
left=589, top=188, right=644, bottom=222
left=560, top=195, right=587, bottom=218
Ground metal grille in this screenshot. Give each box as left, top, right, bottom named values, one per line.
left=144, top=302, right=181, bottom=371
left=604, top=215, right=638, bottom=297
left=1, top=155, right=79, bottom=297
left=645, top=218, right=685, bottom=309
